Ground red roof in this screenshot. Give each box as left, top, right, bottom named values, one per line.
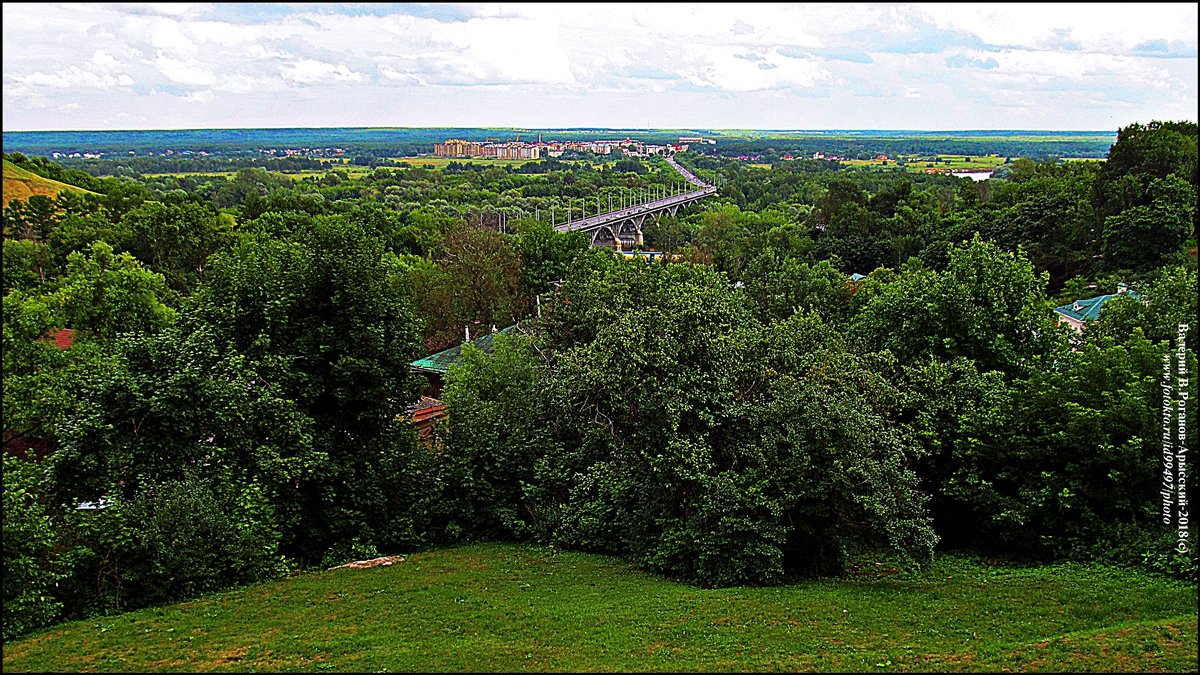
left=48, top=328, right=75, bottom=350
left=406, top=396, right=447, bottom=424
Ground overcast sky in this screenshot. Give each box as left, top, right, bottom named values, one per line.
left=3, top=2, right=1197, bottom=131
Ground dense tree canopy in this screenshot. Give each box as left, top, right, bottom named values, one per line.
left=2, top=121, right=1196, bottom=640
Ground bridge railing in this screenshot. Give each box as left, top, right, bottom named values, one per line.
left=554, top=187, right=716, bottom=232
left=553, top=156, right=716, bottom=232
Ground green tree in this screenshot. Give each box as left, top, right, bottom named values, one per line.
left=852, top=235, right=1055, bottom=373
left=416, top=221, right=525, bottom=350
left=187, top=216, right=422, bottom=560
left=512, top=218, right=590, bottom=305
left=1096, top=120, right=1198, bottom=219
left=3, top=455, right=64, bottom=640
left=1101, top=175, right=1195, bottom=271
left=117, top=200, right=234, bottom=293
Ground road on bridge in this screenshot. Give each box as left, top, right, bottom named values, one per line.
left=554, top=156, right=717, bottom=237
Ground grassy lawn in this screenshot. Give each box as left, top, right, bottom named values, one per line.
left=2, top=544, right=1195, bottom=672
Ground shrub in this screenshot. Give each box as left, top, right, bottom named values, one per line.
left=3, top=455, right=63, bottom=641
left=118, top=477, right=284, bottom=606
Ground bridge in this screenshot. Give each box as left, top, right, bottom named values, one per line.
left=553, top=155, right=718, bottom=249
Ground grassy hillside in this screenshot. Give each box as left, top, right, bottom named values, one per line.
left=2, top=159, right=92, bottom=204
left=2, top=544, right=1195, bottom=672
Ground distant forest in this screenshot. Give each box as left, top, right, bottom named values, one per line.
left=2, top=127, right=1116, bottom=168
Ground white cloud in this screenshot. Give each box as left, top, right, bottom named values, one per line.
left=181, top=89, right=215, bottom=103
left=918, top=3, right=1197, bottom=53
left=14, top=66, right=133, bottom=90
left=279, top=59, right=364, bottom=85
left=428, top=15, right=575, bottom=85
left=130, top=16, right=199, bottom=55
left=109, top=3, right=211, bottom=18
left=152, top=52, right=216, bottom=86
left=0, top=3, right=1195, bottom=130
left=247, top=44, right=290, bottom=60
left=215, top=74, right=272, bottom=94
left=187, top=20, right=264, bottom=47
left=677, top=46, right=831, bottom=92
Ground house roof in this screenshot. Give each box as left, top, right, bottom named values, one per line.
left=849, top=273, right=866, bottom=281
left=405, top=396, right=447, bottom=423
left=410, top=323, right=522, bottom=375
left=1054, top=289, right=1140, bottom=323
left=48, top=328, right=75, bottom=349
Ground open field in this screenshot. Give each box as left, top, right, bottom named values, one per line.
left=141, top=156, right=614, bottom=180
left=840, top=153, right=1009, bottom=172
left=142, top=171, right=241, bottom=179
left=392, top=156, right=535, bottom=169
left=3, top=160, right=94, bottom=203
left=3, top=543, right=1195, bottom=673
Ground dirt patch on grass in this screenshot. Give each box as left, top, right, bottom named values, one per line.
left=214, top=645, right=250, bottom=665
left=330, top=555, right=407, bottom=570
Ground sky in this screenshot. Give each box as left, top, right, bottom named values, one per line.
left=2, top=2, right=1197, bottom=131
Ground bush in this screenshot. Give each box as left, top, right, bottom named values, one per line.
left=3, top=456, right=63, bottom=641
left=117, top=477, right=285, bottom=606
left=1087, top=522, right=1198, bottom=582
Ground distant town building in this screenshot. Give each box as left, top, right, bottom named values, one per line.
left=434, top=139, right=485, bottom=157
left=482, top=142, right=541, bottom=159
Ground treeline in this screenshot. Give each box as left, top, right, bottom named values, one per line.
left=444, top=237, right=1195, bottom=585
left=58, top=154, right=329, bottom=177
left=1, top=127, right=690, bottom=163
left=696, top=135, right=1114, bottom=161
left=2, top=121, right=1196, bottom=642
left=667, top=121, right=1196, bottom=290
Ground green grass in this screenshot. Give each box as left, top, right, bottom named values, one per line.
left=3, top=544, right=1195, bottom=672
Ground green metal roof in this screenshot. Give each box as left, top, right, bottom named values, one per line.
left=410, top=324, right=522, bottom=375
left=1054, top=289, right=1140, bottom=323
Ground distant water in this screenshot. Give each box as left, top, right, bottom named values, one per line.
left=953, top=170, right=994, bottom=181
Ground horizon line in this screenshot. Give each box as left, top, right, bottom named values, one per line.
left=1, top=125, right=1125, bottom=134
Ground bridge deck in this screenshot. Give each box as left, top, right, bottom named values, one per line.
left=553, top=187, right=717, bottom=233
left=554, top=157, right=716, bottom=234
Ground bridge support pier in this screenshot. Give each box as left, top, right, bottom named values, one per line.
left=554, top=183, right=716, bottom=250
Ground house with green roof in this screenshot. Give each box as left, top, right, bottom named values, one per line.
left=1053, top=283, right=1140, bottom=332
left=410, top=323, right=524, bottom=398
